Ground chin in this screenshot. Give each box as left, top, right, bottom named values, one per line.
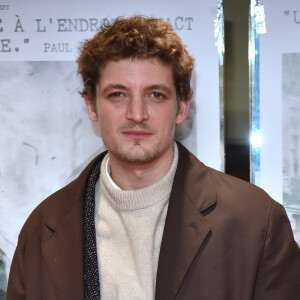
left=113, top=144, right=160, bottom=164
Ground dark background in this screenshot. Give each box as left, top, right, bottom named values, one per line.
left=224, top=0, right=250, bottom=181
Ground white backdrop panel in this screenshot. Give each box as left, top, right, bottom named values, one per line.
left=259, top=0, right=300, bottom=243
left=260, top=0, right=300, bottom=201
left=0, top=0, right=220, bottom=283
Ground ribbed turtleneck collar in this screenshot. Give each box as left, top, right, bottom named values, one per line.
left=99, top=143, right=178, bottom=211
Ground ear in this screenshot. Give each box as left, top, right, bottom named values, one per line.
left=175, top=96, right=191, bottom=124
left=84, top=95, right=98, bottom=121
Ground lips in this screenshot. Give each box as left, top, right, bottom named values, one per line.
left=122, top=129, right=152, bottom=140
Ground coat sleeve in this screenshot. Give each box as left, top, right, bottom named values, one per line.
left=253, top=201, right=300, bottom=299
left=6, top=227, right=27, bottom=300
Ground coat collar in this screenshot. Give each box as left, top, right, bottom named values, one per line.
left=41, top=143, right=216, bottom=299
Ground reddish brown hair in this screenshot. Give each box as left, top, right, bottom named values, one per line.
left=77, top=15, right=194, bottom=101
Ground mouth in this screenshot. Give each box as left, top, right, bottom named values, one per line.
left=122, top=129, right=153, bottom=140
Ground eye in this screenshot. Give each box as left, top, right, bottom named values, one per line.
left=149, top=92, right=165, bottom=99
left=108, top=91, right=124, bottom=98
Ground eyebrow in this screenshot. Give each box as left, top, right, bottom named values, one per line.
left=145, top=85, right=173, bottom=94
left=101, top=84, right=173, bottom=95
left=101, top=84, right=129, bottom=94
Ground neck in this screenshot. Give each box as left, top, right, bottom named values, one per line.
left=108, top=144, right=175, bottom=191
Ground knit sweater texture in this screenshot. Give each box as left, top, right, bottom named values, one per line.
left=95, top=144, right=178, bottom=299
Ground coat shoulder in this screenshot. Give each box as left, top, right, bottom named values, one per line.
left=177, top=141, right=275, bottom=215
left=209, top=165, right=273, bottom=206
left=18, top=152, right=105, bottom=241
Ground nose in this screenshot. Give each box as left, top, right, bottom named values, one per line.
left=126, top=95, right=149, bottom=123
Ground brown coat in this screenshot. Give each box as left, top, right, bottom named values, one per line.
left=7, top=143, right=300, bottom=299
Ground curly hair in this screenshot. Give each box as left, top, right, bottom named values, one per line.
left=77, top=15, right=194, bottom=102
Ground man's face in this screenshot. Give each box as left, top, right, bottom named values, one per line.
left=85, top=58, right=190, bottom=165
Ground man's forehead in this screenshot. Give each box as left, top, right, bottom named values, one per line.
left=99, top=57, right=172, bottom=73
left=97, top=58, right=174, bottom=83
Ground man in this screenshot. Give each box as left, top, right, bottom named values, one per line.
left=7, top=16, right=300, bottom=300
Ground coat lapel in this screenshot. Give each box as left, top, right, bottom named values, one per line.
left=42, top=200, right=84, bottom=299
left=155, top=143, right=216, bottom=300
left=41, top=154, right=105, bottom=299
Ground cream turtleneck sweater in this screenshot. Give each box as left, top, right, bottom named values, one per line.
left=95, top=143, right=178, bottom=300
